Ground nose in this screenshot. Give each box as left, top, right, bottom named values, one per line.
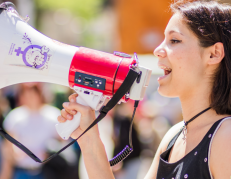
left=154, top=42, right=166, bottom=58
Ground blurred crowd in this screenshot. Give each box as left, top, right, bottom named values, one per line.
left=0, top=80, right=182, bottom=179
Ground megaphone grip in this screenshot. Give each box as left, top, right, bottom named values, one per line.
left=55, top=95, right=88, bottom=140
left=55, top=112, right=82, bottom=140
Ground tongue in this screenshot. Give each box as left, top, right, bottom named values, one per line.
left=165, top=70, right=171, bottom=75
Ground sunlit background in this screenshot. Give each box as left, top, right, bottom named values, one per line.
left=0, top=0, right=229, bottom=179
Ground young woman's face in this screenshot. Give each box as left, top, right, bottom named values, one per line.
left=154, top=13, right=210, bottom=98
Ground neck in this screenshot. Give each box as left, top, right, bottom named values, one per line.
left=179, top=88, right=219, bottom=129
left=27, top=103, right=43, bottom=111
left=180, top=92, right=209, bottom=119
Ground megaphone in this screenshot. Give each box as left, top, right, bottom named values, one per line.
left=0, top=2, right=151, bottom=144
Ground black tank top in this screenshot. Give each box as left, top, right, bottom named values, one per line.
left=156, top=117, right=229, bottom=179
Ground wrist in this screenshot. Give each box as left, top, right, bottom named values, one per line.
left=77, top=128, right=102, bottom=151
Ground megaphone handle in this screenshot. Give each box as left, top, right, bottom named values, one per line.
left=55, top=95, right=88, bottom=140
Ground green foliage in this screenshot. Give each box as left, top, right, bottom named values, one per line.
left=35, top=0, right=104, bottom=19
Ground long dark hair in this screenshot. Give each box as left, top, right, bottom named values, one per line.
left=171, top=0, right=231, bottom=114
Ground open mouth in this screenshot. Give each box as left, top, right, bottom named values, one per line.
left=159, top=65, right=172, bottom=76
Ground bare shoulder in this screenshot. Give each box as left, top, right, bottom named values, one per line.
left=210, top=117, right=231, bottom=179
left=144, top=121, right=184, bottom=179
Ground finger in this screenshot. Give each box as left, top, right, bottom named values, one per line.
left=57, top=115, right=67, bottom=123
left=61, top=108, right=77, bottom=117
left=61, top=109, right=73, bottom=121
left=69, top=93, right=78, bottom=103
left=63, top=102, right=92, bottom=116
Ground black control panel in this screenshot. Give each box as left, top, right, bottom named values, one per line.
left=74, top=72, right=106, bottom=90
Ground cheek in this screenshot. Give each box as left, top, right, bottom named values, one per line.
left=170, top=52, right=184, bottom=78
left=170, top=50, right=202, bottom=83
left=179, top=56, right=204, bottom=87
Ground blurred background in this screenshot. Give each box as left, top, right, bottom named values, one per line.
left=0, top=0, right=229, bottom=179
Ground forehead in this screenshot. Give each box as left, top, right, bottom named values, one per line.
left=165, top=13, right=193, bottom=36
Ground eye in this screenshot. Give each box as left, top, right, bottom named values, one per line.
left=170, top=39, right=182, bottom=44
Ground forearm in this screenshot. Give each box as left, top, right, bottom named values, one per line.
left=78, top=134, right=115, bottom=179
left=59, top=96, right=115, bottom=179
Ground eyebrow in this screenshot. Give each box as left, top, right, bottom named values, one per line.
left=164, top=30, right=184, bottom=36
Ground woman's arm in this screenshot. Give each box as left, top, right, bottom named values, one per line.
left=58, top=93, right=115, bottom=179
left=78, top=134, right=115, bottom=179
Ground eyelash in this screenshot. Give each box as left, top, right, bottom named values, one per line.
left=170, top=39, right=182, bottom=44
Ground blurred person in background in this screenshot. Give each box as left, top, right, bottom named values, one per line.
left=0, top=90, right=11, bottom=130
left=0, top=90, right=12, bottom=179
left=58, top=0, right=231, bottom=178
left=0, top=83, right=61, bottom=179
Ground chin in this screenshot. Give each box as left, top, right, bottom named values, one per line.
left=157, top=85, right=178, bottom=98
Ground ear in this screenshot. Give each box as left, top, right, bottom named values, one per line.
left=208, top=42, right=225, bottom=65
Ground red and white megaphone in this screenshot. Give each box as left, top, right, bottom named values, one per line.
left=0, top=2, right=152, bottom=140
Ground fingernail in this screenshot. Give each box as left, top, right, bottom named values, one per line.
left=59, top=116, right=65, bottom=122
left=70, top=98, right=75, bottom=103
left=63, top=102, right=69, bottom=107
left=71, top=110, right=77, bottom=115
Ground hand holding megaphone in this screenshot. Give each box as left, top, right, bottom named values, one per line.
left=57, top=93, right=99, bottom=142
left=55, top=87, right=107, bottom=140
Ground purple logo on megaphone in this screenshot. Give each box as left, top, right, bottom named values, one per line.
left=14, top=45, right=49, bottom=69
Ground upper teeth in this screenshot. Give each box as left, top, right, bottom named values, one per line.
left=160, top=66, right=172, bottom=71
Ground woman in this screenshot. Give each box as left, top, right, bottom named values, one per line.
left=58, top=0, right=231, bottom=178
